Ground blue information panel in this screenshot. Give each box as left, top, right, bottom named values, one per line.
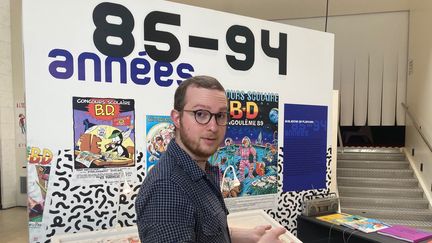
left=283, top=104, right=328, bottom=192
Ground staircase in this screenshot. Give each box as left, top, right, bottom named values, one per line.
left=337, top=147, right=432, bottom=231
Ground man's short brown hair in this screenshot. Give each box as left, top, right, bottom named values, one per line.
left=174, top=75, right=225, bottom=111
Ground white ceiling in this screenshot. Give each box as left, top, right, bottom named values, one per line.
left=168, top=0, right=410, bottom=20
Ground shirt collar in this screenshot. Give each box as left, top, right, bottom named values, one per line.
left=167, top=139, right=210, bottom=182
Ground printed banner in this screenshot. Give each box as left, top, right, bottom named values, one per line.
left=283, top=103, right=328, bottom=192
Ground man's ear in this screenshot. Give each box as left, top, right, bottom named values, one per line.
left=171, top=109, right=181, bottom=129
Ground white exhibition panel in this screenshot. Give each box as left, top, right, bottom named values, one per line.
left=22, top=0, right=334, bottom=242
left=23, top=1, right=334, bottom=149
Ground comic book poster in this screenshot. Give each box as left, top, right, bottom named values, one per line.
left=27, top=164, right=50, bottom=222
left=73, top=97, right=135, bottom=177
left=28, top=163, right=49, bottom=242
left=210, top=90, right=279, bottom=210
left=146, top=115, right=175, bottom=172
left=27, top=146, right=54, bottom=242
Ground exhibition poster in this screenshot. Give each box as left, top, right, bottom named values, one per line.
left=73, top=97, right=135, bottom=181
left=283, top=103, right=328, bottom=192
left=27, top=146, right=54, bottom=241
left=145, top=115, right=174, bottom=172
left=210, top=90, right=279, bottom=210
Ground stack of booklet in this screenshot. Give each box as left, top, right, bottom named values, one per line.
left=377, top=225, right=432, bottom=243
left=316, top=213, right=432, bottom=242
left=316, top=213, right=390, bottom=233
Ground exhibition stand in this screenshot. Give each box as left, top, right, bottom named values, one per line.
left=22, top=0, right=334, bottom=242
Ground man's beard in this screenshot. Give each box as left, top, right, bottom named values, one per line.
left=178, top=124, right=220, bottom=158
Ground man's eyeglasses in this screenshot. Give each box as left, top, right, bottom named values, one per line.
left=182, top=109, right=229, bottom=126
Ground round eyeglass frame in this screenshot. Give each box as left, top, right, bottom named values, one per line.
left=182, top=109, right=229, bottom=126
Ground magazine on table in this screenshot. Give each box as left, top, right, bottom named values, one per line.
left=316, top=213, right=362, bottom=225
left=316, top=213, right=390, bottom=233
left=341, top=217, right=390, bottom=233
left=378, top=225, right=432, bottom=243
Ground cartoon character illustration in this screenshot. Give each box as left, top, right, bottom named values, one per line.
left=224, top=137, right=237, bottom=166
left=159, top=123, right=175, bottom=147
left=105, top=129, right=131, bottom=158
left=147, top=135, right=166, bottom=162
left=154, top=135, right=166, bottom=153
left=27, top=164, right=50, bottom=222
left=216, top=157, right=228, bottom=180
left=237, top=136, right=257, bottom=181
left=146, top=120, right=175, bottom=170
left=18, top=113, right=26, bottom=134
left=263, top=143, right=278, bottom=166
left=83, top=118, right=96, bottom=132
left=97, top=126, right=106, bottom=138
left=255, top=162, right=266, bottom=176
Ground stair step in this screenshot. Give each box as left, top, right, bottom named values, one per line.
left=337, top=177, right=419, bottom=188
left=338, top=160, right=409, bottom=169
left=338, top=152, right=405, bottom=161
left=336, top=149, right=432, bottom=232
left=338, top=147, right=403, bottom=154
left=340, top=196, right=430, bottom=209
left=339, top=186, right=424, bottom=199
left=342, top=207, right=432, bottom=222
left=338, top=168, right=413, bottom=178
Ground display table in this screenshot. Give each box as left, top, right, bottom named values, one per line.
left=297, top=215, right=430, bottom=243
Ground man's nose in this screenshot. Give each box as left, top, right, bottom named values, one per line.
left=207, top=115, right=219, bottom=131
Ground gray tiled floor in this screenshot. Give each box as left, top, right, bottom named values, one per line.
left=0, top=207, right=28, bottom=243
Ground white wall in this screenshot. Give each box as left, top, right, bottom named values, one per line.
left=0, top=0, right=18, bottom=208
left=405, top=0, right=432, bottom=204
left=278, top=12, right=409, bottom=126
left=11, top=0, right=26, bottom=207
left=169, top=0, right=410, bottom=20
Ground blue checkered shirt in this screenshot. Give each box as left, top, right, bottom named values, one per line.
left=136, top=139, right=231, bottom=243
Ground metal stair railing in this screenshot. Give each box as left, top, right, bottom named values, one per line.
left=402, top=102, right=432, bottom=153
left=338, top=126, right=344, bottom=153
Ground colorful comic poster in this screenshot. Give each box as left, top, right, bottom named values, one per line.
left=27, top=146, right=54, bottom=242
left=210, top=90, right=279, bottom=210
left=28, top=164, right=50, bottom=222
left=146, top=115, right=175, bottom=172
left=73, top=97, right=135, bottom=170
